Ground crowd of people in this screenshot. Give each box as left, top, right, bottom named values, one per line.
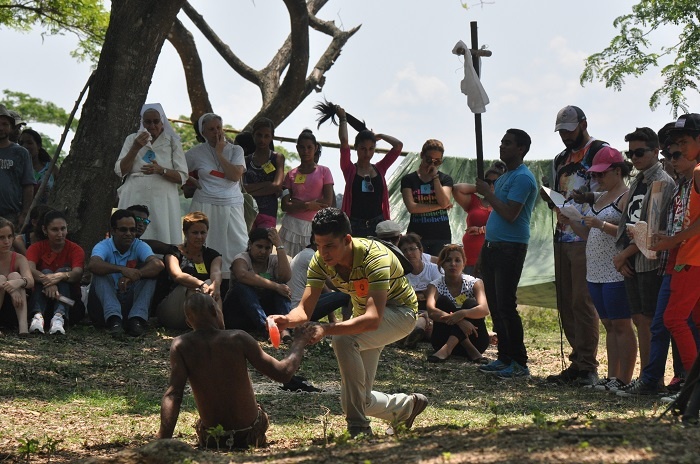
left=2, top=100, right=700, bottom=446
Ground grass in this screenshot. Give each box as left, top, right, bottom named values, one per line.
left=0, top=306, right=698, bottom=463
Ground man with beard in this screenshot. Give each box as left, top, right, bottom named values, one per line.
left=546, top=106, right=607, bottom=387
left=0, top=105, right=34, bottom=228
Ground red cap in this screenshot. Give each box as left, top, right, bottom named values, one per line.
left=587, top=146, right=623, bottom=172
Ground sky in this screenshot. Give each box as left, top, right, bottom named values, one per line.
left=2, top=0, right=699, bottom=193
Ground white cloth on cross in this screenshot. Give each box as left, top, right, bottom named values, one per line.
left=452, top=40, right=489, bottom=114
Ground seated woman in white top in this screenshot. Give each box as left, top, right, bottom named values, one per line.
left=398, top=233, right=442, bottom=348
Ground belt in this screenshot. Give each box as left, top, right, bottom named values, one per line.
left=484, top=240, right=528, bottom=251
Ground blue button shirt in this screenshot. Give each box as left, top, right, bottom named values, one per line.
left=91, top=237, right=154, bottom=288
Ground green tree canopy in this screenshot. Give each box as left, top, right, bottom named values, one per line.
left=0, top=0, right=108, bottom=61
left=580, top=0, right=700, bottom=116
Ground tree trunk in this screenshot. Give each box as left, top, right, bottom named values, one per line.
left=50, top=0, right=186, bottom=255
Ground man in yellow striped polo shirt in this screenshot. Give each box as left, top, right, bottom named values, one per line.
left=271, top=207, right=427, bottom=438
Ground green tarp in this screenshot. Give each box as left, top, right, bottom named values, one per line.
left=387, top=154, right=559, bottom=309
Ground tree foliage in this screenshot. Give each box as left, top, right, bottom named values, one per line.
left=0, top=0, right=108, bottom=61
left=580, top=0, right=700, bottom=116
left=1, top=90, right=78, bottom=130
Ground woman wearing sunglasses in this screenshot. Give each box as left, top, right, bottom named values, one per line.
left=452, top=160, right=507, bottom=276
left=564, top=147, right=635, bottom=392
left=401, top=139, right=454, bottom=256
left=334, top=106, right=403, bottom=237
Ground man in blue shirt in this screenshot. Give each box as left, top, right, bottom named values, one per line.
left=87, top=209, right=164, bottom=336
left=475, top=129, right=538, bottom=378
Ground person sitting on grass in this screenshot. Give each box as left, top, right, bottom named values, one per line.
left=425, top=244, right=490, bottom=364
left=157, top=292, right=315, bottom=449
left=0, top=217, right=34, bottom=335
left=87, top=209, right=164, bottom=337
left=26, top=210, right=85, bottom=335
left=222, top=227, right=292, bottom=339
left=399, top=233, right=442, bottom=348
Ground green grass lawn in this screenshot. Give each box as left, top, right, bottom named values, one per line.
left=1, top=306, right=697, bottom=463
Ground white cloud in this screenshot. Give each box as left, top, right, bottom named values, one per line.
left=378, top=63, right=450, bottom=106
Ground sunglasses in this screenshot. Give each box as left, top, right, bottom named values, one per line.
left=423, top=157, right=442, bottom=167
left=662, top=150, right=683, bottom=160
left=625, top=147, right=653, bottom=159
left=134, top=217, right=151, bottom=225
left=590, top=169, right=612, bottom=179
left=116, top=227, right=137, bottom=233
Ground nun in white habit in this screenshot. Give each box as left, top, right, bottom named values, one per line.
left=115, top=103, right=188, bottom=244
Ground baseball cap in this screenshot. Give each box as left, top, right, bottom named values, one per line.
left=587, top=146, right=624, bottom=173
left=8, top=110, right=25, bottom=127
left=669, top=113, right=700, bottom=134
left=0, top=104, right=14, bottom=124
left=658, top=122, right=677, bottom=148
left=375, top=220, right=402, bottom=238
left=554, top=105, right=586, bottom=132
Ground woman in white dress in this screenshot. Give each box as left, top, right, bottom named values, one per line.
left=185, top=113, right=247, bottom=280
left=115, top=103, right=187, bottom=244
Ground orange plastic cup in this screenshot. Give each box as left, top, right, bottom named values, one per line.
left=268, top=321, right=281, bottom=348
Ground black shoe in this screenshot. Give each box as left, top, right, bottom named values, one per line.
left=280, top=375, right=322, bottom=392
left=546, top=365, right=580, bottom=384
left=106, top=316, right=123, bottom=337
left=348, top=426, right=373, bottom=438
left=126, top=317, right=147, bottom=337
left=573, top=370, right=599, bottom=387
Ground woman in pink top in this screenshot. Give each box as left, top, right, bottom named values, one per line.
left=279, top=130, right=334, bottom=257
left=452, top=161, right=507, bottom=275
left=335, top=105, right=403, bottom=237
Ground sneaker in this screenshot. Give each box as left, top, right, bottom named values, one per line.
left=280, top=375, right=322, bottom=393
left=496, top=361, right=531, bottom=379
left=616, top=379, right=659, bottom=397
left=594, top=377, right=626, bottom=392
left=584, top=377, right=611, bottom=390
left=29, top=314, right=45, bottom=334
left=106, top=316, right=124, bottom=337
left=660, top=392, right=680, bottom=404
left=667, top=376, right=684, bottom=393
left=574, top=370, right=599, bottom=387
left=126, top=317, right=147, bottom=337
left=545, top=365, right=579, bottom=384
left=48, top=314, right=65, bottom=335
left=478, top=359, right=509, bottom=373
left=348, top=426, right=373, bottom=438
left=386, top=393, right=429, bottom=436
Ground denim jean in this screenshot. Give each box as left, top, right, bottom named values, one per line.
left=30, top=268, right=71, bottom=320
left=641, top=274, right=700, bottom=385
left=310, top=292, right=351, bottom=322
left=223, top=281, right=291, bottom=331
left=88, top=274, right=156, bottom=324
left=480, top=240, right=529, bottom=366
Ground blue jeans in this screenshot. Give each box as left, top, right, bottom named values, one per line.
left=642, top=274, right=700, bottom=385
left=480, top=240, right=529, bottom=366
left=223, top=281, right=291, bottom=331
left=311, top=292, right=351, bottom=322
left=88, top=274, right=156, bottom=324
left=30, top=268, right=71, bottom=320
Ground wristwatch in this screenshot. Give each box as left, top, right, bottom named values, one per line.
left=162, top=168, right=168, bottom=176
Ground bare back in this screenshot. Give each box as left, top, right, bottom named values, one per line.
left=173, top=329, right=259, bottom=430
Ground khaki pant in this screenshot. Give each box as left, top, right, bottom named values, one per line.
left=332, top=304, right=416, bottom=429
left=554, top=242, right=600, bottom=371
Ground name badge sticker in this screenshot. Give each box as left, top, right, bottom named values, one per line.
left=294, top=173, right=307, bottom=184
left=194, top=262, right=207, bottom=274
left=262, top=161, right=276, bottom=174
left=420, top=184, right=432, bottom=195
left=142, top=150, right=156, bottom=163
left=210, top=170, right=225, bottom=178
left=354, top=279, right=369, bottom=298
left=454, top=294, right=467, bottom=307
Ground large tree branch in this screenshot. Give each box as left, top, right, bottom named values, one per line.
left=181, top=0, right=260, bottom=86
left=167, top=17, right=213, bottom=123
